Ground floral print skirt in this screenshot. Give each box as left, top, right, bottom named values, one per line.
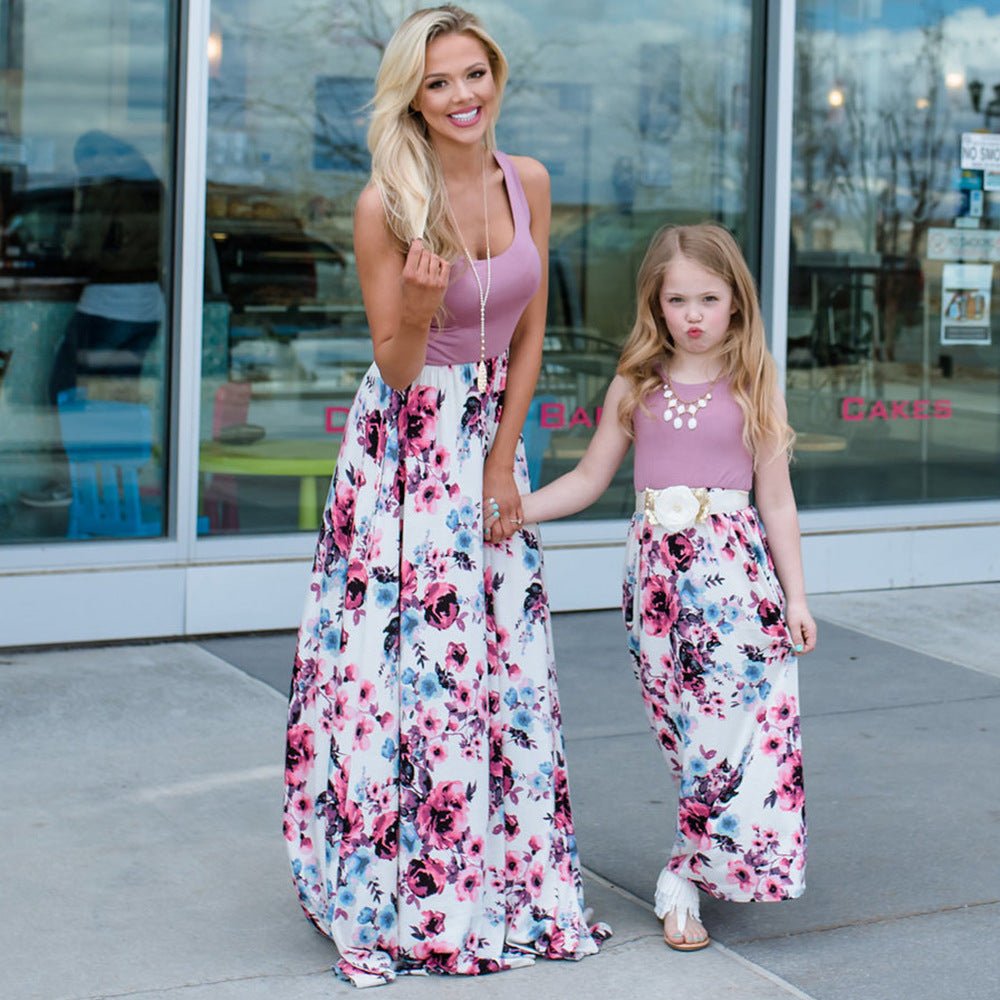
left=284, top=355, right=603, bottom=987
left=622, top=506, right=807, bottom=904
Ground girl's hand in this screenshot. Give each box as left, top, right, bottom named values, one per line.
left=482, top=463, right=523, bottom=545
left=401, top=238, right=450, bottom=326
left=786, top=600, right=817, bottom=655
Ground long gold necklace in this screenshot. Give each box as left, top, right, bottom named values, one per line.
left=663, top=369, right=722, bottom=430
left=456, top=153, right=492, bottom=393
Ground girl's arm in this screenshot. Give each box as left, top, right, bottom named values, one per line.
left=753, top=396, right=817, bottom=654
left=354, top=184, right=451, bottom=391
left=521, top=376, right=633, bottom=523
left=487, top=156, right=550, bottom=542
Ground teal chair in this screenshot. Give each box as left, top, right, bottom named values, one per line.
left=522, top=395, right=556, bottom=491
left=57, top=388, right=161, bottom=538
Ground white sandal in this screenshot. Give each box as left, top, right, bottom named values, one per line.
left=655, top=867, right=710, bottom=952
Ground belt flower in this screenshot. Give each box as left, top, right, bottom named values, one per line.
left=643, top=485, right=711, bottom=532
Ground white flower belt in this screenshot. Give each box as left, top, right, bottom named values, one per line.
left=637, top=486, right=750, bottom=532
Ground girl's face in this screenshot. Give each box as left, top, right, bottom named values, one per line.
left=411, top=32, right=497, bottom=150
left=657, top=255, right=736, bottom=365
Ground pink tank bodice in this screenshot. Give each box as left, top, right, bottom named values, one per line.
left=424, top=152, right=541, bottom=366
left=632, top=376, right=753, bottom=491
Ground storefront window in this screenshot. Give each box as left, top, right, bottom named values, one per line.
left=0, top=0, right=176, bottom=543
left=789, top=0, right=1000, bottom=508
left=198, top=0, right=758, bottom=534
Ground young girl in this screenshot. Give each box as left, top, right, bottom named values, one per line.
left=521, top=222, right=815, bottom=951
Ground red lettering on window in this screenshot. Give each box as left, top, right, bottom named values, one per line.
left=913, top=400, right=930, bottom=419
left=325, top=406, right=350, bottom=434
left=933, top=399, right=952, bottom=419
left=568, top=407, right=593, bottom=429
left=540, top=402, right=564, bottom=429
left=841, top=397, right=865, bottom=421
left=867, top=401, right=889, bottom=420
left=890, top=400, right=911, bottom=419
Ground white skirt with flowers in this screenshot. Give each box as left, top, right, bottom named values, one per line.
left=283, top=354, right=605, bottom=986
left=622, top=503, right=807, bottom=903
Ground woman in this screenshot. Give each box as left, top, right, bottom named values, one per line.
left=283, top=5, right=605, bottom=986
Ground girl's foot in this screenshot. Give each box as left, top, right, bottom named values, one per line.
left=662, top=909, right=710, bottom=951
left=655, top=866, right=711, bottom=952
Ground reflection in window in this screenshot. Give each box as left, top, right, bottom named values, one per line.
left=788, top=1, right=1000, bottom=508
left=198, top=0, right=758, bottom=533
left=0, top=0, right=175, bottom=544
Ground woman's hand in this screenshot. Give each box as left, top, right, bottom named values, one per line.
left=401, top=238, right=450, bottom=328
left=786, top=599, right=817, bottom=655
left=482, top=462, right=523, bottom=545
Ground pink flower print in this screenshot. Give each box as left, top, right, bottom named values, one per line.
left=415, top=478, right=444, bottom=513
left=757, top=597, right=785, bottom=636
left=287, top=790, right=313, bottom=823
left=412, top=939, right=459, bottom=975
left=357, top=679, right=375, bottom=710
left=285, top=724, right=315, bottom=784
left=526, top=863, right=546, bottom=898
left=415, top=780, right=469, bottom=850
left=353, top=715, right=375, bottom=750
left=727, top=860, right=756, bottom=892
left=664, top=532, right=696, bottom=572
left=678, top=798, right=713, bottom=849
left=504, top=854, right=524, bottom=882
left=344, top=560, right=368, bottom=610
left=404, top=857, right=447, bottom=899
left=467, top=835, right=485, bottom=860
left=642, top=576, right=680, bottom=637
left=404, top=387, right=439, bottom=454
left=329, top=481, right=356, bottom=556
left=776, top=755, right=804, bottom=811
left=431, top=446, right=450, bottom=475
left=427, top=741, right=448, bottom=766
left=455, top=867, right=482, bottom=901
left=372, top=810, right=398, bottom=860
left=424, top=581, right=461, bottom=630
left=768, top=693, right=798, bottom=729
left=418, top=709, right=444, bottom=739
left=446, top=642, right=469, bottom=674
left=760, top=876, right=786, bottom=900
left=419, top=910, right=446, bottom=937
left=363, top=410, right=386, bottom=461
left=331, top=689, right=353, bottom=730
left=761, top=731, right=786, bottom=756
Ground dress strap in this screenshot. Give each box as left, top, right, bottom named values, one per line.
left=494, top=151, right=531, bottom=232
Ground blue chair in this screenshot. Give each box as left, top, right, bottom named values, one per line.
left=57, top=388, right=161, bottom=538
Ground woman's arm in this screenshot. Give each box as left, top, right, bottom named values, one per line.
left=354, top=185, right=450, bottom=391
left=520, top=376, right=633, bottom=524
left=753, top=396, right=817, bottom=654
left=486, top=156, right=550, bottom=541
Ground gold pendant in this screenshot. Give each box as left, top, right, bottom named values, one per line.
left=476, top=360, right=487, bottom=393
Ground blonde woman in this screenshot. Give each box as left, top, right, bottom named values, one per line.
left=283, top=5, right=606, bottom=986
left=523, top=223, right=815, bottom=951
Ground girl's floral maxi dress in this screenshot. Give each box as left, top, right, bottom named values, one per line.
left=623, top=380, right=807, bottom=908
left=283, top=152, right=603, bottom=987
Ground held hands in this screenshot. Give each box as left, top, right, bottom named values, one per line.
left=402, top=238, right=450, bottom=325
left=483, top=464, right=523, bottom=545
left=786, top=600, right=817, bottom=655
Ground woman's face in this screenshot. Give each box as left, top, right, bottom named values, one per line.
left=411, top=31, right=497, bottom=150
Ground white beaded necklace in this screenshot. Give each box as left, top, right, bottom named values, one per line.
left=456, top=152, right=492, bottom=393
left=662, top=370, right=722, bottom=430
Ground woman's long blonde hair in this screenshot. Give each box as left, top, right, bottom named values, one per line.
left=367, top=5, right=508, bottom=260
left=616, top=223, right=793, bottom=462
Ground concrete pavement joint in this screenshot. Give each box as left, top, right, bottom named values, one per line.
left=59, top=967, right=336, bottom=1000
left=723, top=898, right=1000, bottom=945
left=580, top=866, right=819, bottom=999
left=805, top=691, right=1000, bottom=719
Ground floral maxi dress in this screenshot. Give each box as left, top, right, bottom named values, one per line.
left=283, top=349, right=604, bottom=986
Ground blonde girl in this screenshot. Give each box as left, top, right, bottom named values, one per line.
left=283, top=5, right=605, bottom=986
left=522, top=222, right=815, bottom=951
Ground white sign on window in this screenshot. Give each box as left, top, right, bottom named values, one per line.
left=941, top=263, right=993, bottom=345
left=927, top=227, right=1000, bottom=261
left=960, top=132, right=1000, bottom=170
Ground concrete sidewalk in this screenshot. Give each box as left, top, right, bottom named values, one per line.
left=4, top=583, right=999, bottom=999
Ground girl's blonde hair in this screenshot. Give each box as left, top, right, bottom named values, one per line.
left=368, top=5, right=509, bottom=260
left=616, top=223, right=793, bottom=462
